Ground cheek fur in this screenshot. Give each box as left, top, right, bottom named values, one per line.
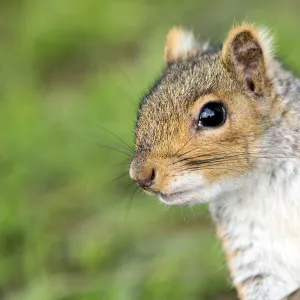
left=157, top=170, right=247, bottom=206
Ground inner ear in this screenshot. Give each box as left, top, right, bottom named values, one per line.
left=222, top=25, right=274, bottom=96
left=245, top=74, right=255, bottom=92
left=233, top=31, right=265, bottom=93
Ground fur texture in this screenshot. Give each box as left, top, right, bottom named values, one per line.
left=129, top=23, right=300, bottom=299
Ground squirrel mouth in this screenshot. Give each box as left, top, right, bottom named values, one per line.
left=159, top=189, right=198, bottom=205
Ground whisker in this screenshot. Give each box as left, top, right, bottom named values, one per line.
left=171, top=151, right=300, bottom=176
left=172, top=134, right=285, bottom=160
left=180, top=165, right=241, bottom=173
left=172, top=154, right=247, bottom=172
left=95, top=143, right=133, bottom=158
left=173, top=149, right=300, bottom=169
left=172, top=134, right=196, bottom=158
left=171, top=135, right=257, bottom=162
left=124, top=184, right=140, bottom=221
left=171, top=152, right=221, bottom=167
left=113, top=157, right=132, bottom=167
left=113, top=171, right=130, bottom=181
left=78, top=135, right=133, bottom=158
left=94, top=124, right=135, bottom=154
left=182, top=153, right=299, bottom=166
left=114, top=65, right=140, bottom=101
left=116, top=85, right=139, bottom=107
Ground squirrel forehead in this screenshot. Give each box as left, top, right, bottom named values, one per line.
left=143, top=52, right=223, bottom=106
left=139, top=50, right=239, bottom=113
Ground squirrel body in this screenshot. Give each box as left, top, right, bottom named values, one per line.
left=129, top=23, right=300, bottom=300
left=210, top=61, right=300, bottom=299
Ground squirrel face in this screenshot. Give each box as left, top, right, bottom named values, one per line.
left=130, top=24, right=277, bottom=205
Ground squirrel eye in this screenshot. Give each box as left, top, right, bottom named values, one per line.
left=198, top=102, right=226, bottom=128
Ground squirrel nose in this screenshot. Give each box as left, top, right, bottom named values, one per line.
left=129, top=162, right=156, bottom=189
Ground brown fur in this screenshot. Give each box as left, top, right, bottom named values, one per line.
left=164, top=27, right=199, bottom=64
left=164, top=27, right=187, bottom=63
left=289, top=289, right=300, bottom=300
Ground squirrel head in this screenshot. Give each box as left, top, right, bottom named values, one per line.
left=130, top=23, right=277, bottom=205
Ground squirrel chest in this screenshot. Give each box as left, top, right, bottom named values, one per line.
left=210, top=166, right=300, bottom=299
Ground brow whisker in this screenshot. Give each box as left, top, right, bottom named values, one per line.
left=95, top=124, right=135, bottom=154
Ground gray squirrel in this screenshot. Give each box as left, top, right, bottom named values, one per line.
left=129, top=23, right=300, bottom=300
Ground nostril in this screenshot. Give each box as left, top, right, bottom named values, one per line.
left=144, top=168, right=156, bottom=187
left=150, top=168, right=156, bottom=182
left=136, top=168, right=156, bottom=189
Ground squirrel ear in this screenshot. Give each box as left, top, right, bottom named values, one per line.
left=221, top=23, right=274, bottom=95
left=164, top=27, right=200, bottom=64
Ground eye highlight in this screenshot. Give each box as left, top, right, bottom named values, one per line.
left=198, top=102, right=226, bottom=128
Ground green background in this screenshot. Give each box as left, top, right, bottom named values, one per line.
left=0, top=1, right=299, bottom=299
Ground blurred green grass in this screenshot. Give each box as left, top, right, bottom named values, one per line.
left=0, top=0, right=300, bottom=299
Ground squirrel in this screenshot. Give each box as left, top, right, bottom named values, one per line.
left=129, top=22, right=300, bottom=300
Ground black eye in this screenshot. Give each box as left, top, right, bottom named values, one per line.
left=198, top=102, right=226, bottom=128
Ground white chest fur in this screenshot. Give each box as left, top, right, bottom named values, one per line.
left=209, top=164, right=300, bottom=300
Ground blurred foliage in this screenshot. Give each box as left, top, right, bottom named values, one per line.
left=0, top=0, right=300, bottom=299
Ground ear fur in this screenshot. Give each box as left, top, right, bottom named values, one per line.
left=164, top=27, right=201, bottom=64
left=222, top=23, right=274, bottom=96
